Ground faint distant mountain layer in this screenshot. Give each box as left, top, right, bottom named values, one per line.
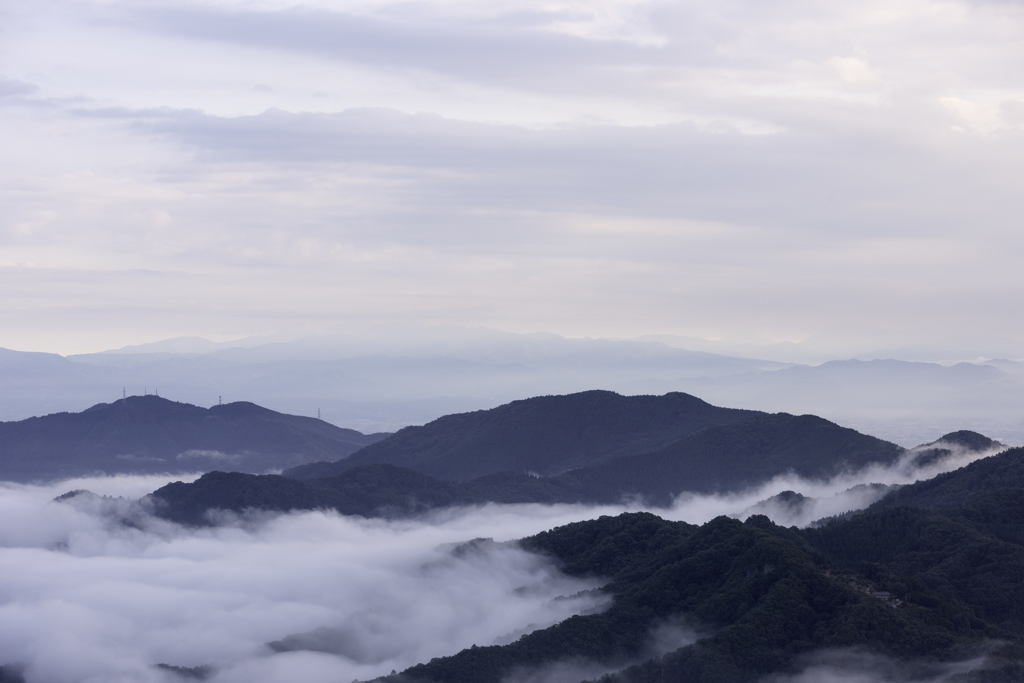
left=6, top=331, right=1024, bottom=445
left=0, top=335, right=791, bottom=433
left=0, top=396, right=388, bottom=482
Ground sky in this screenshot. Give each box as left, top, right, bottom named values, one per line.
left=2, top=0, right=1024, bottom=354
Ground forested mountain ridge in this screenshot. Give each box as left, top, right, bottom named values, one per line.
left=0, top=395, right=388, bottom=482
left=550, top=412, right=905, bottom=506
left=143, top=428, right=1001, bottom=525
left=871, top=446, right=1024, bottom=512
left=368, top=500, right=1024, bottom=683
left=285, top=391, right=760, bottom=480
left=284, top=391, right=905, bottom=488
left=146, top=465, right=589, bottom=524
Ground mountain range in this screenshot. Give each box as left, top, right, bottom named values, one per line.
left=140, top=391, right=1005, bottom=524
left=0, top=395, right=387, bottom=482
left=284, top=390, right=906, bottom=483
left=38, top=388, right=1024, bottom=682
left=6, top=326, right=1024, bottom=445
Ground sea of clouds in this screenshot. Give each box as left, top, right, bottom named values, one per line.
left=0, top=439, right=1008, bottom=683
left=0, top=473, right=619, bottom=683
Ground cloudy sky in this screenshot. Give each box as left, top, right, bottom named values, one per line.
left=2, top=0, right=1023, bottom=354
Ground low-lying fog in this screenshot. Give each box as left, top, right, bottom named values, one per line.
left=0, top=440, right=1006, bottom=683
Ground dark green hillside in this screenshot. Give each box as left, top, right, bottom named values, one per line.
left=803, top=498, right=1024, bottom=638
left=146, top=409, right=907, bottom=521
left=871, top=446, right=1024, bottom=512
left=0, top=395, right=388, bottom=482
left=149, top=466, right=467, bottom=524
left=552, top=413, right=904, bottom=504
left=146, top=464, right=588, bottom=524
left=285, top=391, right=759, bottom=481
left=148, top=472, right=354, bottom=525
left=149, top=407, right=923, bottom=522
left=384, top=511, right=1017, bottom=683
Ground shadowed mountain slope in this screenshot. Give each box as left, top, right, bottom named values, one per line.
left=146, top=465, right=587, bottom=525
left=147, top=414, right=912, bottom=524
left=0, top=395, right=388, bottom=482
left=286, top=390, right=759, bottom=480
left=284, top=391, right=905, bottom=484
left=870, top=446, right=1024, bottom=512
left=147, top=393, right=925, bottom=522
left=370, top=507, right=1024, bottom=683
left=550, top=413, right=905, bottom=505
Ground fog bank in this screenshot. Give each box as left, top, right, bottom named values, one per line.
left=0, top=475, right=617, bottom=683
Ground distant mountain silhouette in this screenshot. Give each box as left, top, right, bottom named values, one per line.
left=143, top=392, right=929, bottom=523
left=548, top=413, right=905, bottom=506
left=284, top=392, right=904, bottom=497
left=0, top=395, right=388, bottom=482
left=285, top=391, right=765, bottom=480
left=147, top=465, right=586, bottom=525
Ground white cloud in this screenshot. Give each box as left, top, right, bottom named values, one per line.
left=0, top=476, right=614, bottom=683
left=828, top=57, right=877, bottom=86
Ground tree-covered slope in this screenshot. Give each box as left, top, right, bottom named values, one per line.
left=145, top=409, right=907, bottom=523
left=284, top=391, right=908, bottom=503
left=284, top=391, right=760, bottom=481
left=803, top=497, right=1024, bottom=638
left=149, top=418, right=994, bottom=524
left=0, top=395, right=388, bottom=481
left=146, top=464, right=589, bottom=524
left=381, top=509, right=1024, bottom=683
left=871, top=446, right=1024, bottom=512
left=551, top=413, right=904, bottom=504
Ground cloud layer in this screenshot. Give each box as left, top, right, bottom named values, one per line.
left=1, top=0, right=1023, bottom=352
left=0, top=474, right=615, bottom=683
